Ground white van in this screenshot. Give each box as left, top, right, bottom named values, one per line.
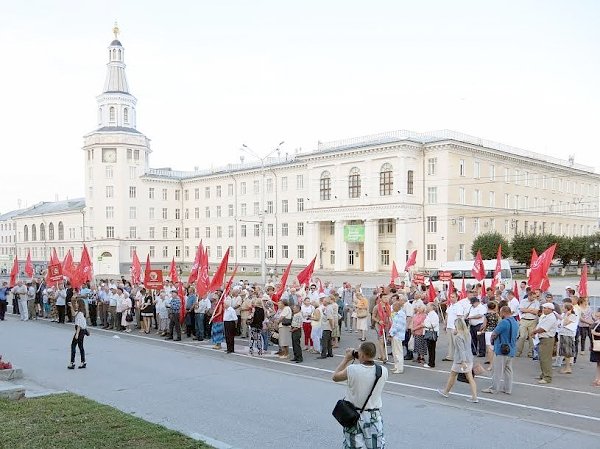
left=428, top=259, right=513, bottom=290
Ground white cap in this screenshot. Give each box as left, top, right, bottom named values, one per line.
left=541, top=302, right=555, bottom=310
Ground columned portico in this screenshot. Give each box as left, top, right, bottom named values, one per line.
left=334, top=220, right=347, bottom=271
left=363, top=219, right=378, bottom=272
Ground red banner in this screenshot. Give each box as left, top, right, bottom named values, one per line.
left=47, top=263, right=63, bottom=283
left=144, top=269, right=164, bottom=289
left=413, top=273, right=425, bottom=285
left=438, top=271, right=452, bottom=282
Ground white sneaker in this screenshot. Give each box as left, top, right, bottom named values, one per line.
left=424, top=364, right=431, bottom=368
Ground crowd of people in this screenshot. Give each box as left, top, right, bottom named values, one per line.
left=1, top=276, right=599, bottom=389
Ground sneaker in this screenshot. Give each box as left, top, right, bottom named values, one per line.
left=466, top=398, right=479, bottom=403
left=436, top=389, right=449, bottom=398
left=481, top=388, right=495, bottom=394
left=424, top=364, right=431, bottom=368
left=538, top=379, right=550, bottom=384
left=391, top=369, right=404, bottom=374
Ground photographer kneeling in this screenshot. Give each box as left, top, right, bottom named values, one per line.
left=332, top=341, right=388, bottom=448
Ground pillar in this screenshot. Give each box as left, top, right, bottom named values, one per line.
left=363, top=219, right=379, bottom=272
left=334, top=220, right=348, bottom=271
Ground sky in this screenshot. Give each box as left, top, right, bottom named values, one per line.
left=1, top=0, right=599, bottom=213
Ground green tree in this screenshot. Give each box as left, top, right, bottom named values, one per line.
left=554, top=236, right=576, bottom=268
left=470, top=232, right=510, bottom=260
left=510, top=233, right=542, bottom=266
left=571, top=236, right=589, bottom=266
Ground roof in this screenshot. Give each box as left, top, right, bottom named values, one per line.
left=12, top=198, right=85, bottom=218
left=0, top=208, right=27, bottom=221
left=110, top=39, right=122, bottom=47
left=94, top=126, right=141, bottom=134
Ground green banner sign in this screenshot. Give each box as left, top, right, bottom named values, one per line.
left=344, top=225, right=365, bottom=243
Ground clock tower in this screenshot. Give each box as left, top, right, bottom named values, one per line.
left=83, top=24, right=152, bottom=276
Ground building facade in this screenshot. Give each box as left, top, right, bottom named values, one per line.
left=1, top=31, right=599, bottom=278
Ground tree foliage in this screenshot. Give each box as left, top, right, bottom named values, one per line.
left=470, top=232, right=510, bottom=260
left=510, top=233, right=539, bottom=266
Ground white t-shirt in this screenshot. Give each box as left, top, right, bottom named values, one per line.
left=457, top=298, right=471, bottom=317
left=402, top=301, right=414, bottom=318
left=446, top=303, right=459, bottom=330
left=74, top=311, right=87, bottom=330
left=345, top=363, right=388, bottom=410
left=508, top=298, right=520, bottom=317
left=468, top=304, right=487, bottom=326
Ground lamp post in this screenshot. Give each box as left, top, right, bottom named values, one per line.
left=240, top=141, right=285, bottom=285
left=591, top=242, right=600, bottom=280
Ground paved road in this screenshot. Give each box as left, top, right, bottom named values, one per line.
left=1, top=316, right=599, bottom=449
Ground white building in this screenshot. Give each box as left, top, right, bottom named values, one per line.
left=2, top=29, right=599, bottom=278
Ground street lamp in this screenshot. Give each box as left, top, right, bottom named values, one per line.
left=240, top=141, right=285, bottom=285
left=590, top=242, right=600, bottom=280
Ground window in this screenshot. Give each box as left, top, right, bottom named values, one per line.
left=123, top=108, right=129, bottom=123
left=216, top=206, right=221, bottom=218
left=162, top=189, right=168, bottom=200
left=194, top=188, right=200, bottom=200
left=194, top=227, right=200, bottom=238
left=281, top=223, right=288, bottom=236
left=267, top=245, right=274, bottom=259
left=266, top=178, right=273, bottom=193
left=427, top=158, right=437, bottom=175
left=254, top=224, right=260, bottom=237
left=241, top=225, right=247, bottom=237
left=504, top=168, right=510, bottom=183
left=489, top=164, right=495, bottom=181
left=348, top=167, right=361, bottom=198
left=173, top=189, right=180, bottom=201
left=380, top=249, right=390, bottom=266
left=30, top=225, right=37, bottom=241
left=253, top=180, right=260, bottom=194
left=282, top=200, right=288, bottom=213
left=241, top=203, right=247, bottom=216
left=106, top=226, right=114, bottom=238
left=297, top=174, right=304, bottom=189
left=282, top=245, right=289, bottom=258
left=109, top=106, right=115, bottom=122
left=184, top=208, right=189, bottom=219
left=297, top=222, right=304, bottom=236
left=297, top=198, right=304, bottom=212
left=458, top=216, right=465, bottom=233
left=206, top=246, right=211, bottom=258
left=23, top=225, right=29, bottom=242
left=228, top=184, right=234, bottom=196
left=459, top=187, right=465, bottom=205
left=459, top=159, right=465, bottom=177
left=489, top=191, right=495, bottom=207
left=175, top=227, right=181, bottom=238
left=149, top=227, right=155, bottom=239
left=228, top=204, right=234, bottom=217
left=320, top=171, right=331, bottom=200
left=216, top=185, right=222, bottom=197
left=129, top=207, right=136, bottom=219
left=407, top=170, right=414, bottom=194
left=129, top=226, right=137, bottom=238
left=105, top=186, right=114, bottom=198
left=185, top=246, right=190, bottom=258
left=514, top=169, right=520, bottom=185
left=490, top=218, right=496, bottom=230
left=504, top=193, right=510, bottom=209
left=427, top=187, right=437, bottom=204
left=48, top=223, right=54, bottom=240
left=227, top=226, right=233, bottom=238
left=474, top=218, right=480, bottom=234
left=134, top=149, right=139, bottom=161
left=379, top=163, right=393, bottom=196
left=105, top=166, right=113, bottom=179
left=254, top=246, right=260, bottom=258
left=253, top=202, right=260, bottom=215
left=473, top=161, right=480, bottom=179
left=216, top=226, right=222, bottom=238
left=241, top=246, right=247, bottom=258
left=204, top=187, right=210, bottom=199
left=39, top=223, right=45, bottom=240
left=148, top=187, right=155, bottom=199
left=297, top=245, right=305, bottom=259
left=162, top=227, right=168, bottom=239
left=162, top=208, right=168, bottom=220
left=106, top=206, right=114, bottom=219
left=194, top=207, right=200, bottom=219
left=266, top=201, right=273, bottom=214
left=267, top=224, right=274, bottom=237
left=205, top=207, right=210, bottom=218
left=184, top=189, right=189, bottom=201
left=205, top=227, right=211, bottom=238
left=426, top=244, right=437, bottom=261
left=149, top=245, right=155, bottom=257
left=127, top=149, right=133, bottom=161
left=281, top=177, right=288, bottom=191
left=458, top=244, right=465, bottom=261
left=473, top=189, right=481, bottom=206
left=427, top=216, right=437, bottom=233
left=330, top=250, right=335, bottom=265
left=162, top=246, right=168, bottom=258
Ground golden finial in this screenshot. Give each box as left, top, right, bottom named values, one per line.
left=113, top=21, right=120, bottom=39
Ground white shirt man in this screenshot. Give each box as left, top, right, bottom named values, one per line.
left=13, top=281, right=29, bottom=321
left=507, top=292, right=520, bottom=318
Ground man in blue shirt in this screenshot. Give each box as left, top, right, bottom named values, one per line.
left=165, top=291, right=182, bottom=341
left=0, top=281, right=8, bottom=320
left=482, top=306, right=519, bottom=395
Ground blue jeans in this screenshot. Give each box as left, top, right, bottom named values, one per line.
left=195, top=313, right=205, bottom=339
left=261, top=330, right=270, bottom=351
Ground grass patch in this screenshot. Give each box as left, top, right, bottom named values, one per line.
left=1, top=393, right=213, bottom=449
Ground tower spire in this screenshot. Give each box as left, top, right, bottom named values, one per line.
left=113, top=21, right=120, bottom=40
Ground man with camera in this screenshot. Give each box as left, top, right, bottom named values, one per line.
left=482, top=306, right=518, bottom=395
left=332, top=341, right=388, bottom=448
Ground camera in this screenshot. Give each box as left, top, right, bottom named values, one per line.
left=352, top=350, right=359, bottom=359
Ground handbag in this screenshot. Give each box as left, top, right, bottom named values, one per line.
left=424, top=328, right=437, bottom=342
left=593, top=339, right=600, bottom=352
left=281, top=317, right=292, bottom=326
left=332, top=364, right=382, bottom=428
left=125, top=310, right=134, bottom=322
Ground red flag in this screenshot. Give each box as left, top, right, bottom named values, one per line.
left=528, top=248, right=549, bottom=291
left=50, top=248, right=60, bottom=265
left=62, top=250, right=76, bottom=280
left=210, top=265, right=238, bottom=324
left=528, top=244, right=556, bottom=291
left=296, top=255, right=316, bottom=287
left=9, top=256, right=19, bottom=287
left=24, top=250, right=33, bottom=278
left=578, top=264, right=588, bottom=298
left=448, top=279, right=455, bottom=298
left=472, top=250, right=485, bottom=282
left=78, top=244, right=93, bottom=284
left=209, top=247, right=230, bottom=292
left=481, top=279, right=486, bottom=297
left=427, top=282, right=437, bottom=302
left=178, top=283, right=186, bottom=324
left=404, top=250, right=417, bottom=272
left=196, top=244, right=210, bottom=298
left=131, top=250, right=142, bottom=284
left=317, top=277, right=325, bottom=294
left=223, top=264, right=239, bottom=298
left=272, top=260, right=293, bottom=305
left=188, top=241, right=202, bottom=284
left=169, top=257, right=179, bottom=284
left=513, top=281, right=520, bottom=300
left=460, top=276, right=467, bottom=299
left=390, top=261, right=399, bottom=287
left=490, top=245, right=502, bottom=291
left=144, top=254, right=151, bottom=277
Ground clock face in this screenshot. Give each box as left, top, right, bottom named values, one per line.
left=102, top=149, right=117, bottom=163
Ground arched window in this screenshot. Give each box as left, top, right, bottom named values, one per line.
left=118, top=49, right=122, bottom=60
left=23, top=225, right=29, bottom=242
left=123, top=107, right=129, bottom=123
left=407, top=170, right=414, bottom=194
left=40, top=223, right=46, bottom=240
left=320, top=171, right=331, bottom=200
left=31, top=224, right=37, bottom=241
left=109, top=106, right=115, bottom=122
left=380, top=163, right=393, bottom=196
left=48, top=223, right=54, bottom=240
left=58, top=222, right=64, bottom=240
left=348, top=167, right=361, bottom=198
left=112, top=48, right=116, bottom=59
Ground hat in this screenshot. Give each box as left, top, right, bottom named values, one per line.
left=565, top=286, right=572, bottom=290
left=318, top=292, right=327, bottom=299
left=542, top=302, right=555, bottom=310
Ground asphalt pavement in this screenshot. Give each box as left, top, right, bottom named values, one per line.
left=1, top=314, right=599, bottom=449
